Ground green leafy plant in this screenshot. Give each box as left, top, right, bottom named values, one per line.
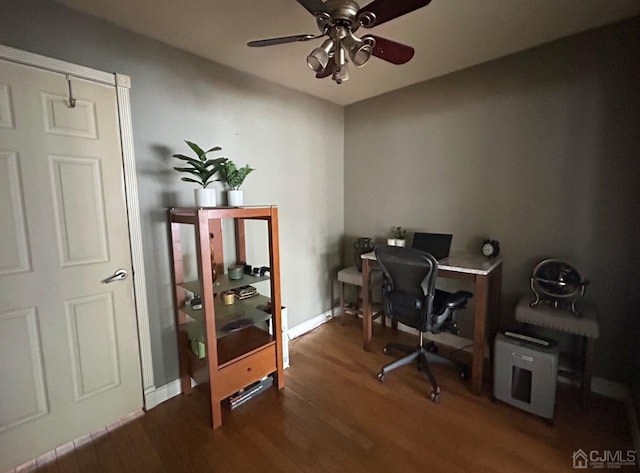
left=172, top=141, right=227, bottom=188
left=218, top=160, right=255, bottom=190
left=391, top=226, right=407, bottom=239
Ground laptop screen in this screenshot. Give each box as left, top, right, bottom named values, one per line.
left=411, top=232, right=453, bottom=261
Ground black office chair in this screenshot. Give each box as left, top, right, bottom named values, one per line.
left=375, top=246, right=473, bottom=402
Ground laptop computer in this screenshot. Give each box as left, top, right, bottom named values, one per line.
left=411, top=232, right=453, bottom=261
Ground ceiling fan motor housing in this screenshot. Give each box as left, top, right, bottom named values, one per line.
left=324, top=0, right=360, bottom=23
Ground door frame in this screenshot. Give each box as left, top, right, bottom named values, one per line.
left=0, top=43, right=155, bottom=401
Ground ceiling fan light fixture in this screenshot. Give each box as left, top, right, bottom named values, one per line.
left=333, top=63, right=350, bottom=84
left=335, top=41, right=346, bottom=66
left=343, top=32, right=374, bottom=67
left=306, top=38, right=335, bottom=72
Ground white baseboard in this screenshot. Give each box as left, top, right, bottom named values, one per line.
left=591, top=377, right=630, bottom=402
left=287, top=309, right=334, bottom=340
left=144, top=379, right=184, bottom=410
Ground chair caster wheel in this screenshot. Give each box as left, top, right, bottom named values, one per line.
left=429, top=390, right=440, bottom=403
left=427, top=343, right=438, bottom=354
left=383, top=347, right=391, bottom=355
left=377, top=372, right=385, bottom=382
left=459, top=366, right=470, bottom=380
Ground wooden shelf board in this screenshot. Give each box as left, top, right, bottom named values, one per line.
left=169, top=206, right=277, bottom=223
left=180, top=296, right=272, bottom=339
left=180, top=273, right=270, bottom=295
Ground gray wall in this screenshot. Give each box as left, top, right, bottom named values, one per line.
left=0, top=0, right=344, bottom=387
left=344, top=18, right=640, bottom=382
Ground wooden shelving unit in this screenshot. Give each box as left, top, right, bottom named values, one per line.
left=168, top=206, right=284, bottom=428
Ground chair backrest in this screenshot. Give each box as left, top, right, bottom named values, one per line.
left=375, top=246, right=438, bottom=331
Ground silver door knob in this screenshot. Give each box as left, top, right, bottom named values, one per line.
left=102, top=269, right=128, bottom=283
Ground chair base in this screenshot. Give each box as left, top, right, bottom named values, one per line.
left=376, top=341, right=467, bottom=402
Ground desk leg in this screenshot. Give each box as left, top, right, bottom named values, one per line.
left=472, top=275, right=489, bottom=395
left=488, top=263, right=503, bottom=339
left=362, top=258, right=372, bottom=351
left=582, top=337, right=594, bottom=406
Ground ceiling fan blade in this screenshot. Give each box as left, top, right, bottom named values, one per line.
left=364, top=35, right=415, bottom=64
left=358, top=0, right=432, bottom=28
left=316, top=56, right=336, bottom=79
left=247, top=34, right=319, bottom=47
left=296, top=0, right=329, bottom=16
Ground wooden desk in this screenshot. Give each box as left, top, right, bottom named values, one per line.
left=361, top=251, right=503, bottom=395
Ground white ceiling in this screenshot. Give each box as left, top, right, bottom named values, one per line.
left=56, top=0, right=640, bottom=105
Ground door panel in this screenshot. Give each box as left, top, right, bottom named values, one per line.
left=65, top=293, right=120, bottom=400
left=49, top=155, right=109, bottom=265
left=42, top=92, right=97, bottom=139
left=0, top=58, right=142, bottom=471
left=0, top=82, right=14, bottom=128
left=0, top=308, right=48, bottom=432
left=0, top=151, right=30, bottom=275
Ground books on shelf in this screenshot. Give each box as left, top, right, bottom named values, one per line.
left=232, top=285, right=258, bottom=300
left=228, top=376, right=274, bottom=410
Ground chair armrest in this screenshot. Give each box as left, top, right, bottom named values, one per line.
left=443, top=290, right=473, bottom=309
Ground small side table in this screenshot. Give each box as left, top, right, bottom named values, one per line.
left=515, top=297, right=600, bottom=405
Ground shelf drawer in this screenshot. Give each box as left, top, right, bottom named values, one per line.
left=214, top=345, right=276, bottom=400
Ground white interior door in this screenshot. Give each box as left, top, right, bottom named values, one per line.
left=0, top=58, right=142, bottom=471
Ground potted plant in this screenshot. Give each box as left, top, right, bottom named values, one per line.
left=388, top=226, right=407, bottom=247
left=173, top=141, right=227, bottom=207
left=217, top=160, right=255, bottom=207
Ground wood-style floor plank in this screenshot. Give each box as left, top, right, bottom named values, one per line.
left=105, top=419, right=148, bottom=473
left=10, top=319, right=635, bottom=472
left=89, top=427, right=125, bottom=473
left=53, top=444, right=80, bottom=473
left=71, top=435, right=103, bottom=473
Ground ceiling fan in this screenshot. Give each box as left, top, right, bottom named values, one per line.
left=247, top=0, right=432, bottom=84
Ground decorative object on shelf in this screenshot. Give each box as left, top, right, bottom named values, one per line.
left=247, top=0, right=433, bottom=85
left=388, top=226, right=406, bottom=247
left=232, top=285, right=259, bottom=300
left=172, top=140, right=227, bottom=207
left=353, top=237, right=375, bottom=271
left=191, top=338, right=206, bottom=359
left=222, top=291, right=235, bottom=305
left=190, top=295, right=202, bottom=310
left=218, top=160, right=255, bottom=207
left=228, top=264, right=245, bottom=280
left=530, top=259, right=590, bottom=315
left=481, top=239, right=500, bottom=258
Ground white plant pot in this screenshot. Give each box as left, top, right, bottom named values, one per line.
left=194, top=188, right=216, bottom=207
left=227, top=190, right=243, bottom=207
left=395, top=239, right=406, bottom=247
left=387, top=238, right=396, bottom=246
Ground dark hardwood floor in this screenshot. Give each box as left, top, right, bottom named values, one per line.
left=15, top=318, right=635, bottom=472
